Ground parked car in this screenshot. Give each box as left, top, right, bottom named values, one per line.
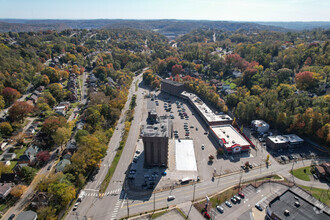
left=204, top=212, right=211, bottom=219
left=225, top=201, right=232, bottom=207
left=216, top=205, right=224, bottom=213
left=255, top=204, right=263, bottom=211
left=280, top=155, right=288, bottom=161
left=201, top=144, right=205, bottom=150
left=8, top=214, right=15, bottom=220
left=234, top=195, right=241, bottom=202
left=238, top=192, right=245, bottom=198
left=313, top=174, right=319, bottom=179
left=231, top=197, right=237, bottom=204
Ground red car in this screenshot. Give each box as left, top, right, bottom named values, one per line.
left=204, top=212, right=211, bottom=219
left=238, top=192, right=245, bottom=198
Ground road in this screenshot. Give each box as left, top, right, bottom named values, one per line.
left=66, top=72, right=146, bottom=220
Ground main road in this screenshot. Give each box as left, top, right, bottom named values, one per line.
left=66, top=70, right=148, bottom=220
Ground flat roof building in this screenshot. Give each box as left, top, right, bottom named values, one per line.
left=266, top=189, right=330, bottom=220
left=161, top=79, right=185, bottom=97
left=142, top=116, right=172, bottom=167
left=266, top=134, right=304, bottom=151
left=175, top=140, right=197, bottom=171
left=181, top=91, right=232, bottom=126
left=210, top=124, right=250, bottom=154
left=251, top=120, right=270, bottom=134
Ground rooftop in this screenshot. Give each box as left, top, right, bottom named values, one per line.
left=268, top=134, right=304, bottom=144
left=210, top=124, right=250, bottom=149
left=181, top=91, right=232, bottom=124
left=142, top=116, right=171, bottom=138
left=162, top=79, right=184, bottom=87
left=267, top=189, right=330, bottom=220
left=16, top=210, right=38, bottom=220
left=251, top=120, right=269, bottom=127
left=175, top=140, right=197, bottom=171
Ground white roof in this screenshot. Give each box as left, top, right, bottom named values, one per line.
left=251, top=120, right=269, bottom=127
left=268, top=134, right=303, bottom=144
left=181, top=91, right=232, bottom=123
left=210, top=124, right=250, bottom=147
left=175, top=140, right=197, bottom=171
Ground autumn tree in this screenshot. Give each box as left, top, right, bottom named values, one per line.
left=2, top=87, right=21, bottom=107
left=36, top=151, right=51, bottom=163
left=0, top=163, right=11, bottom=176
left=172, top=64, right=183, bottom=75
left=48, top=83, right=64, bottom=101
left=37, top=206, right=57, bottom=220
left=0, top=95, right=4, bottom=110
left=52, top=127, right=71, bottom=150
left=0, top=122, right=13, bottom=136
left=295, top=71, right=318, bottom=91
left=8, top=101, right=33, bottom=122
left=41, top=67, right=61, bottom=83
left=10, top=184, right=27, bottom=198
left=42, top=116, right=68, bottom=136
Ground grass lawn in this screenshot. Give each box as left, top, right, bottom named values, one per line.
left=298, top=185, right=330, bottom=206
left=151, top=210, right=168, bottom=219
left=9, top=161, right=17, bottom=170
left=291, top=166, right=312, bottom=181
left=13, top=146, right=27, bottom=158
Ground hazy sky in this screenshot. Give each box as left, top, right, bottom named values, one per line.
left=0, top=0, right=329, bottom=21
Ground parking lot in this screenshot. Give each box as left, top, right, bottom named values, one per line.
left=208, top=182, right=288, bottom=219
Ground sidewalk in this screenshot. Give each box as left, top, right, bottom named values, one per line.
left=177, top=201, right=203, bottom=220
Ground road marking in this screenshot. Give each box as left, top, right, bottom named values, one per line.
left=121, top=193, right=127, bottom=208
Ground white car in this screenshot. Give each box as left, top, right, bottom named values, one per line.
left=167, top=195, right=175, bottom=201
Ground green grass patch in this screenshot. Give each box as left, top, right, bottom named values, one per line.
left=135, top=80, right=139, bottom=92
left=13, top=146, right=27, bottom=158
left=99, top=121, right=131, bottom=193
left=176, top=208, right=187, bottom=219
left=9, top=161, right=17, bottom=170
left=291, top=166, right=312, bottom=181
left=151, top=210, right=168, bottom=219
left=209, top=186, right=240, bottom=208
left=298, top=185, right=330, bottom=206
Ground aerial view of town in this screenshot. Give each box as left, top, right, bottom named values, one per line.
left=0, top=1, right=329, bottom=220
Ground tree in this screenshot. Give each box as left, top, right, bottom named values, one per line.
left=40, top=92, right=56, bottom=107
left=0, top=163, right=11, bottom=176
left=0, top=95, right=5, bottom=110
left=295, top=71, right=318, bottom=91
left=42, top=116, right=67, bottom=136
left=2, top=87, right=21, bottom=107
left=8, top=101, right=33, bottom=122
left=37, top=206, right=57, bottom=220
left=48, top=83, right=63, bottom=101
left=10, top=184, right=27, bottom=198
left=20, top=166, right=37, bottom=184
left=172, top=64, right=183, bottom=75
left=209, top=155, right=214, bottom=162
left=52, top=127, right=71, bottom=149
left=75, top=130, right=89, bottom=144
left=0, top=122, right=13, bottom=136
left=41, top=67, right=60, bottom=83
left=277, top=68, right=292, bottom=84
left=36, top=151, right=51, bottom=163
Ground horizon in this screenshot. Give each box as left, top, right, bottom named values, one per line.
left=0, top=0, right=329, bottom=22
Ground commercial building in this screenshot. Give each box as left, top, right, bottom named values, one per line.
left=266, top=134, right=304, bottom=151
left=251, top=120, right=270, bottom=134
left=175, top=140, right=197, bottom=171
left=142, top=114, right=172, bottom=167
left=210, top=124, right=250, bottom=154
left=181, top=91, right=232, bottom=126
left=161, top=79, right=185, bottom=97
left=266, top=189, right=330, bottom=220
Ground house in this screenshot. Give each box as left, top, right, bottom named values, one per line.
left=316, top=163, right=330, bottom=181
left=31, top=192, right=50, bottom=208
left=17, top=154, right=35, bottom=165
left=25, top=126, right=36, bottom=136
left=0, top=142, right=8, bottom=151
left=2, top=153, right=16, bottom=161
left=0, top=183, right=12, bottom=199
left=1, top=173, right=17, bottom=183
left=29, top=94, right=38, bottom=104
left=16, top=210, right=38, bottom=220
left=55, top=159, right=71, bottom=173
left=0, top=161, right=11, bottom=167
left=13, top=163, right=29, bottom=174
left=25, top=145, right=39, bottom=157
left=36, top=86, right=45, bottom=92
left=233, top=70, right=242, bottom=78
left=62, top=152, right=72, bottom=160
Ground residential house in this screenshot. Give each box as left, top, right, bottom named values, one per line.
left=31, top=192, right=51, bottom=208
left=1, top=173, right=17, bottom=183
left=315, top=163, right=330, bottom=181
left=1, top=142, right=8, bottom=151
left=55, top=159, right=71, bottom=173
left=25, top=145, right=39, bottom=158
left=16, top=210, right=38, bottom=220
left=29, top=94, right=38, bottom=104
left=17, top=154, right=35, bottom=165
left=0, top=183, right=12, bottom=199
left=2, top=153, right=16, bottom=161
left=25, top=125, right=36, bottom=136
left=36, top=86, right=45, bottom=92
left=13, top=163, right=29, bottom=174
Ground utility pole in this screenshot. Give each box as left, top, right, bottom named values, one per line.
left=153, top=192, right=156, bottom=213
left=192, top=180, right=196, bottom=202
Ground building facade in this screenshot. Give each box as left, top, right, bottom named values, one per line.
left=161, top=79, right=185, bottom=97
left=266, top=134, right=304, bottom=151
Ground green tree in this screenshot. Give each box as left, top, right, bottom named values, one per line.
left=20, top=166, right=37, bottom=184
left=52, top=127, right=71, bottom=150
left=0, top=122, right=13, bottom=136
left=37, top=206, right=57, bottom=220
left=41, top=67, right=60, bottom=83
left=48, top=83, right=63, bottom=101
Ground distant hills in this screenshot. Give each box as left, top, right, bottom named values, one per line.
left=0, top=19, right=329, bottom=36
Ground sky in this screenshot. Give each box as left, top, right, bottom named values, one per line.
left=0, top=0, right=329, bottom=21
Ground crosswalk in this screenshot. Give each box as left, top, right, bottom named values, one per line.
left=110, top=191, right=126, bottom=220
left=83, top=188, right=122, bottom=197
